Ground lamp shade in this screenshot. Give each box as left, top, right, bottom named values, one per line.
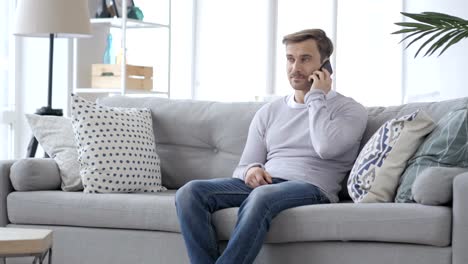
left=14, top=0, right=92, bottom=38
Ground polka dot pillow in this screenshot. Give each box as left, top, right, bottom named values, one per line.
left=71, top=94, right=166, bottom=193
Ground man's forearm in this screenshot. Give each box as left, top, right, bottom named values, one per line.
left=306, top=91, right=368, bottom=159
left=232, top=108, right=268, bottom=180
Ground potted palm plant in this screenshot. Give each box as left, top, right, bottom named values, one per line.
left=392, top=12, right=468, bottom=58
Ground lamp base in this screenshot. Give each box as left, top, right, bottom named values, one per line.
left=26, top=106, right=64, bottom=158
left=34, top=106, right=63, bottom=116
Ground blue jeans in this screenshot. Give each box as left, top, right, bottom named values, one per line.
left=175, top=177, right=330, bottom=264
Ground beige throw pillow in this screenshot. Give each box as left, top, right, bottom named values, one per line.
left=348, top=110, right=435, bottom=203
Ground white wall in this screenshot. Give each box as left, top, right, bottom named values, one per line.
left=403, top=0, right=468, bottom=103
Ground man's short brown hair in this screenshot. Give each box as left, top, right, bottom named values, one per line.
left=282, top=29, right=334, bottom=62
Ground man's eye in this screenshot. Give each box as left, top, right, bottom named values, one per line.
left=287, top=58, right=294, bottom=63
left=302, top=57, right=310, bottom=63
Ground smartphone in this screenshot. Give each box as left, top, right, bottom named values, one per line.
left=319, top=60, right=333, bottom=75
left=309, top=60, right=333, bottom=84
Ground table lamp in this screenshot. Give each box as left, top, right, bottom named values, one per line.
left=14, top=0, right=92, bottom=157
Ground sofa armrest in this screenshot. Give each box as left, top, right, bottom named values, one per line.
left=0, top=160, right=15, bottom=227
left=453, top=172, right=468, bottom=264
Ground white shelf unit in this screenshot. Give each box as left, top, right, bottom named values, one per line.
left=72, top=1, right=171, bottom=97
left=74, top=88, right=169, bottom=95
left=89, top=18, right=169, bottom=29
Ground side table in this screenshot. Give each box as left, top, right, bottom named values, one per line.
left=0, top=228, right=53, bottom=264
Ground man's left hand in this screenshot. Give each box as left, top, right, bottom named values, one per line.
left=308, top=69, right=332, bottom=94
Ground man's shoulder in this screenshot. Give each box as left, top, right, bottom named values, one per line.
left=334, top=92, right=354, bottom=101
left=333, top=93, right=368, bottom=117
left=335, top=92, right=365, bottom=107
left=251, top=96, right=289, bottom=126
left=257, top=96, right=288, bottom=114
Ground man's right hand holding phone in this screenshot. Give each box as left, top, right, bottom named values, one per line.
left=309, top=68, right=332, bottom=94
left=308, top=60, right=333, bottom=94
left=245, top=167, right=273, bottom=188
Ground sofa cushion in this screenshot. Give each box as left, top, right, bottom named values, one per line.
left=97, top=96, right=265, bottom=189
left=7, top=190, right=180, bottom=233
left=7, top=191, right=451, bottom=247
left=213, top=203, right=451, bottom=247
left=347, top=110, right=435, bottom=203
left=71, top=94, right=165, bottom=193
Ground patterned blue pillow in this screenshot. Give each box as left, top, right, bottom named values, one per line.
left=348, top=110, right=435, bottom=203
left=395, top=108, right=468, bottom=203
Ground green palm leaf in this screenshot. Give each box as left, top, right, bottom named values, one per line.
left=438, top=31, right=468, bottom=56
left=404, top=29, right=438, bottom=48
left=414, top=29, right=450, bottom=58
left=424, top=30, right=459, bottom=57
left=392, top=12, right=468, bottom=58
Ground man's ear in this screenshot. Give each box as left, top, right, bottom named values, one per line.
left=321, top=58, right=330, bottom=64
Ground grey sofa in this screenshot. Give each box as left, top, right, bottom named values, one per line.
left=1, top=95, right=468, bottom=264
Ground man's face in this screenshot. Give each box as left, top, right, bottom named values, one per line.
left=286, top=39, right=322, bottom=91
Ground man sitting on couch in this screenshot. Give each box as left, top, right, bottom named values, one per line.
left=175, top=28, right=368, bottom=264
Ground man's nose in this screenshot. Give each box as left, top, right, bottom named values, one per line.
left=291, top=61, right=301, bottom=72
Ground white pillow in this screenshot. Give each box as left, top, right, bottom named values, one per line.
left=347, top=110, right=435, bottom=203
left=71, top=94, right=166, bottom=193
left=25, top=114, right=82, bottom=191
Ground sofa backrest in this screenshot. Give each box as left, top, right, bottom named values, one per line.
left=98, top=96, right=265, bottom=189
left=99, top=95, right=468, bottom=192
left=362, top=96, right=468, bottom=151
left=337, top=96, right=468, bottom=201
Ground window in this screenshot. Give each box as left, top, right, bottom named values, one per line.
left=335, top=0, right=403, bottom=106
left=194, top=1, right=404, bottom=106
left=0, top=0, right=15, bottom=159
left=193, top=0, right=269, bottom=102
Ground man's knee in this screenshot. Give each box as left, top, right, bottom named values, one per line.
left=245, top=186, right=274, bottom=209
left=175, top=180, right=205, bottom=208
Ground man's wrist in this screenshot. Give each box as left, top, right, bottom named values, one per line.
left=304, top=89, right=326, bottom=104
left=243, top=163, right=265, bottom=179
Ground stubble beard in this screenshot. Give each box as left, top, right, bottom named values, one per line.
left=290, top=78, right=311, bottom=92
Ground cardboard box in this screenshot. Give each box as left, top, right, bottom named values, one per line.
left=91, top=64, right=153, bottom=90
